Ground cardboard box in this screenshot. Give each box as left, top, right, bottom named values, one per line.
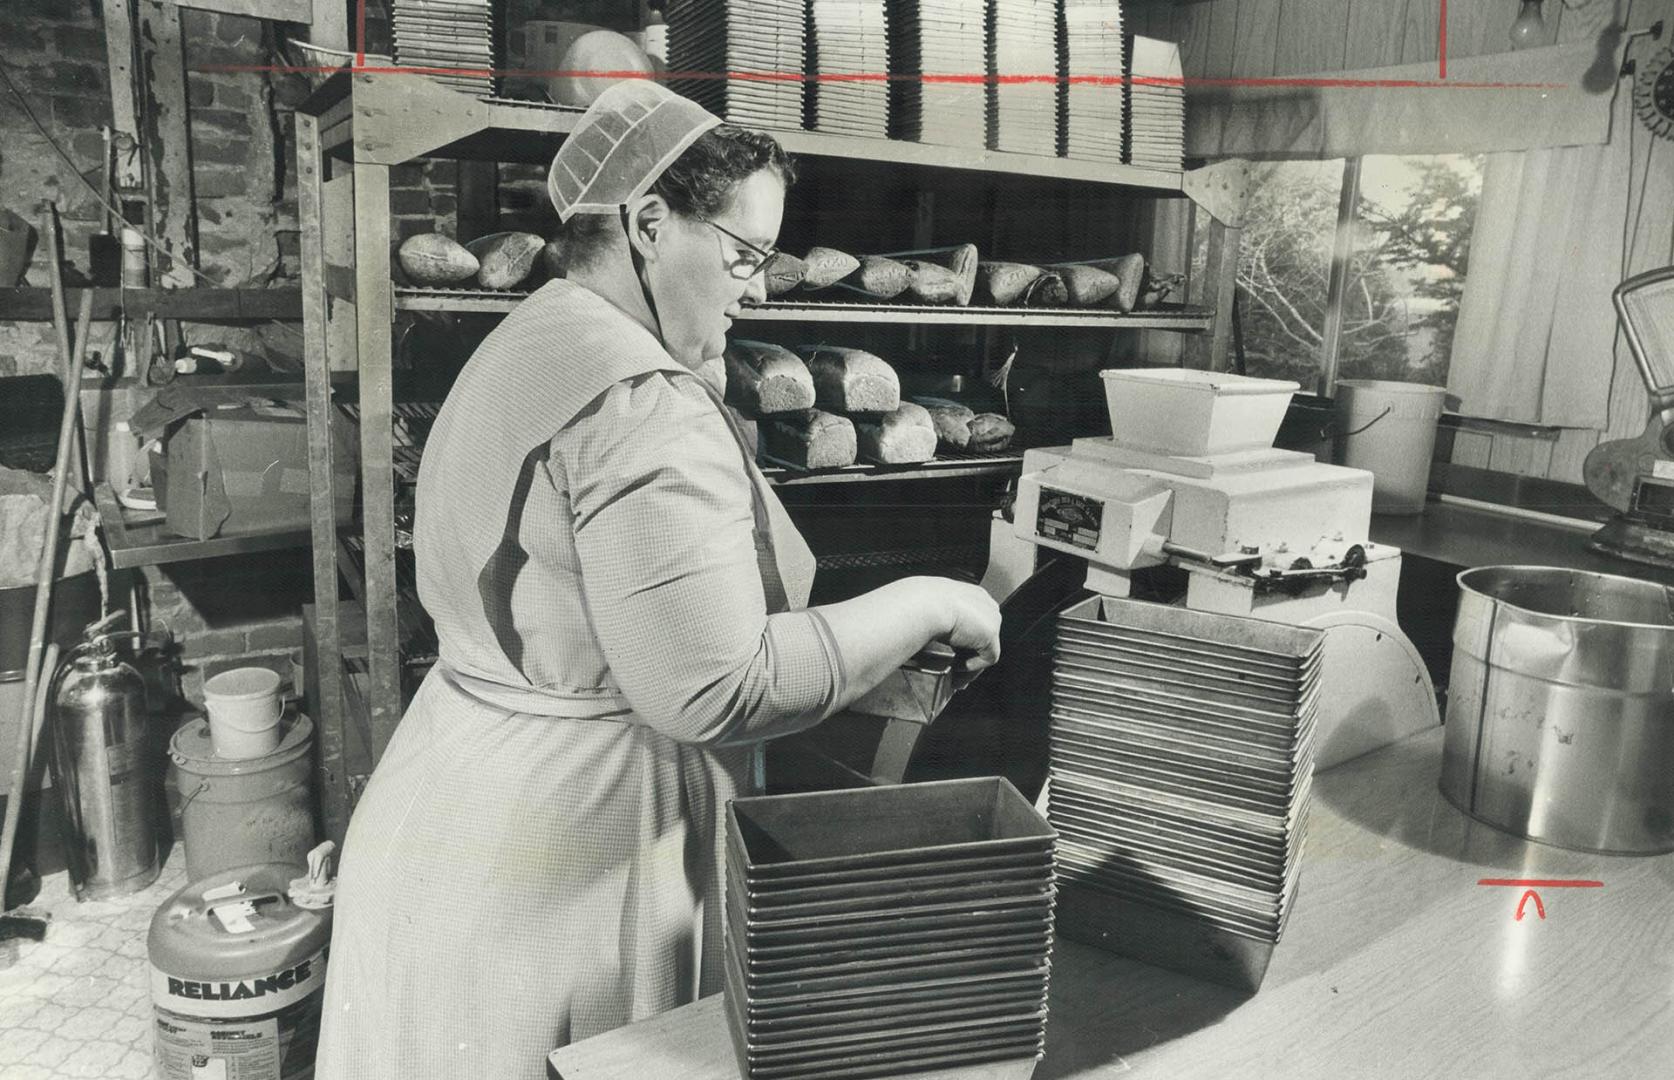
left=156, top=402, right=357, bottom=541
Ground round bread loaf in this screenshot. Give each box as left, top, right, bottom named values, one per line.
left=398, top=233, right=479, bottom=285
left=468, top=232, right=546, bottom=289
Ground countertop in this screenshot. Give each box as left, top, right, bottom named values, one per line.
left=549, top=727, right=1674, bottom=1080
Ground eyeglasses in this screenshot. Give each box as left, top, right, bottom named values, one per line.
left=698, top=218, right=780, bottom=281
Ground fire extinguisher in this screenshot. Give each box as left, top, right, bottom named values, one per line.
left=49, top=611, right=167, bottom=900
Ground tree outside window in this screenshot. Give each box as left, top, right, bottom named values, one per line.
left=1207, top=155, right=1483, bottom=390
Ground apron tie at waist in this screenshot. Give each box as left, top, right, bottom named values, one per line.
left=436, top=662, right=636, bottom=721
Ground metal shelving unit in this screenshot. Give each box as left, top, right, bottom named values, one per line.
left=296, top=69, right=1243, bottom=844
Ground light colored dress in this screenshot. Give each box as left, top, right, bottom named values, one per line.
left=313, top=280, right=846, bottom=1079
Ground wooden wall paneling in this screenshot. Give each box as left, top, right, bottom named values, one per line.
left=1449, top=0, right=1526, bottom=58
left=1548, top=428, right=1602, bottom=483
left=1273, top=0, right=1351, bottom=75
left=1204, top=0, right=1243, bottom=78
left=1487, top=432, right=1557, bottom=477
left=1235, top=0, right=1283, bottom=77
left=137, top=0, right=198, bottom=288
left=1402, top=0, right=1442, bottom=65
left=1450, top=428, right=1494, bottom=467
left=1344, top=0, right=1411, bottom=69
left=1180, top=1, right=1218, bottom=79
left=1554, top=0, right=1621, bottom=43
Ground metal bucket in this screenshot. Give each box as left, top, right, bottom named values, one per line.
left=1440, top=566, right=1674, bottom=854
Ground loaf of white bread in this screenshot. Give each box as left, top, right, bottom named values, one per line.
left=724, top=340, right=816, bottom=414
left=760, top=409, right=857, bottom=469
left=797, top=345, right=901, bottom=413
left=856, top=402, right=938, bottom=464
left=912, top=398, right=1016, bottom=452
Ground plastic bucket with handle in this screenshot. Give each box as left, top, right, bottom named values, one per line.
left=1334, top=380, right=1448, bottom=515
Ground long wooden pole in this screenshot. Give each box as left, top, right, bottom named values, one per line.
left=0, top=211, right=95, bottom=915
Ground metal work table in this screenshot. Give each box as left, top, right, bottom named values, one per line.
left=1370, top=497, right=1674, bottom=586
left=549, top=727, right=1674, bottom=1080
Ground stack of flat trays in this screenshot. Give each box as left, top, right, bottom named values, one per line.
left=725, top=778, right=1056, bottom=1080
left=988, top=0, right=1058, bottom=157
left=1126, top=34, right=1184, bottom=169
left=667, top=0, right=806, bottom=129
left=888, top=0, right=989, bottom=148
left=391, top=0, right=498, bottom=98
left=807, top=0, right=891, bottom=137
left=1048, top=594, right=1324, bottom=991
left=1060, top=0, right=1125, bottom=163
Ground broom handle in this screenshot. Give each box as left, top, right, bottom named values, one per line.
left=0, top=210, right=95, bottom=907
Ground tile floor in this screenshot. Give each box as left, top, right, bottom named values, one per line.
left=0, top=846, right=187, bottom=1079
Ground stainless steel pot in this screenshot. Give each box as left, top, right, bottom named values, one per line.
left=1440, top=565, right=1674, bottom=854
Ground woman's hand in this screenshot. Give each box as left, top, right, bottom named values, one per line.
left=919, top=578, right=1002, bottom=673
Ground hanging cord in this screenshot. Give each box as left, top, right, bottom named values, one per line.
left=0, top=52, right=303, bottom=344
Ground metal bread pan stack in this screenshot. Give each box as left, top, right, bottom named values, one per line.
left=1047, top=594, right=1325, bottom=991
left=725, top=777, right=1056, bottom=1080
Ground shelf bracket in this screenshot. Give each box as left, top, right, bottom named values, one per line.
left=1182, top=159, right=1254, bottom=229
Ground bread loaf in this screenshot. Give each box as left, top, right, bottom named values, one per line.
left=801, top=247, right=860, bottom=290
left=978, top=261, right=1044, bottom=305
left=912, top=398, right=977, bottom=450
left=856, top=402, right=938, bottom=465
left=798, top=345, right=901, bottom=413
left=968, top=413, right=1016, bottom=452
left=911, top=243, right=978, bottom=306
left=844, top=255, right=912, bottom=299
left=1023, top=271, right=1069, bottom=307
left=468, top=232, right=546, bottom=289
left=397, top=233, right=479, bottom=285
left=765, top=252, right=808, bottom=296
left=901, top=260, right=962, bottom=304
left=1055, top=264, right=1123, bottom=306
left=724, top=340, right=815, bottom=414
left=1073, top=254, right=1147, bottom=312
left=761, top=409, right=857, bottom=469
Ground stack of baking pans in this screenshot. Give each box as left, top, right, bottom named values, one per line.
left=1126, top=34, right=1184, bottom=170
left=1061, top=0, right=1125, bottom=163
left=807, top=0, right=891, bottom=137
left=391, top=0, right=499, bottom=98
left=1047, top=594, right=1324, bottom=991
left=988, top=0, right=1058, bottom=157
left=725, top=778, right=1056, bottom=1080
left=888, top=0, right=989, bottom=148
left=667, top=0, right=806, bottom=129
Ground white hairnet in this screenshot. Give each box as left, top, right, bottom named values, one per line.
left=548, top=81, right=722, bottom=222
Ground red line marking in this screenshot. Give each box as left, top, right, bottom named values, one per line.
left=1439, top=0, right=1453, bottom=81
left=355, top=0, right=366, bottom=69
left=201, top=63, right=1566, bottom=92
left=1477, top=879, right=1604, bottom=888
left=1514, top=889, right=1546, bottom=921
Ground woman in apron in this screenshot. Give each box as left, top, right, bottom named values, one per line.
left=314, top=81, right=1003, bottom=1079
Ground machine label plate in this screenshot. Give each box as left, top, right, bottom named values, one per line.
left=1037, top=488, right=1103, bottom=550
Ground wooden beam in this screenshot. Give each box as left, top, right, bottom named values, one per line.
left=310, top=0, right=348, bottom=50
left=175, top=0, right=311, bottom=20
left=102, top=0, right=144, bottom=193
left=137, top=0, right=197, bottom=288
left=0, top=287, right=301, bottom=321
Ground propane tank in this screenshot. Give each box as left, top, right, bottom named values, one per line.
left=49, top=611, right=161, bottom=899
left=150, top=843, right=337, bottom=1080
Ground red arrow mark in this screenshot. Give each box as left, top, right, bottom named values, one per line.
left=1515, top=890, right=1546, bottom=921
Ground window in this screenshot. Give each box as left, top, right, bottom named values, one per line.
left=1202, top=155, right=1483, bottom=391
